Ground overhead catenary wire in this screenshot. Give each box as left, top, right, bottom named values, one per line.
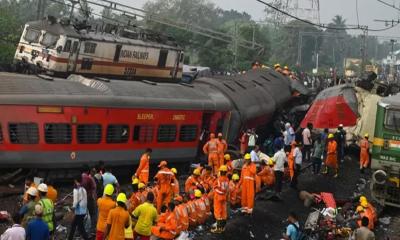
left=356, top=0, right=360, bottom=26
left=255, top=0, right=400, bottom=32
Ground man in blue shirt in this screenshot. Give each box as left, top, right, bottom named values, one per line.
left=26, top=204, right=50, bottom=240
left=283, top=212, right=300, bottom=240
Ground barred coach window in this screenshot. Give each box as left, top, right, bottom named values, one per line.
left=9, top=123, right=39, bottom=144
left=77, top=124, right=102, bottom=144
left=133, top=125, right=154, bottom=143
left=157, top=125, right=176, bottom=142
left=179, top=125, right=198, bottom=142
left=45, top=123, right=72, bottom=144
left=107, top=125, right=129, bottom=143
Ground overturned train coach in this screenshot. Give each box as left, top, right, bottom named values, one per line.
left=0, top=69, right=308, bottom=168
left=14, top=19, right=184, bottom=82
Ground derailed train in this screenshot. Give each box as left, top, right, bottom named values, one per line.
left=0, top=69, right=309, bottom=168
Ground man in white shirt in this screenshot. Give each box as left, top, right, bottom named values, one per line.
left=302, top=123, right=313, bottom=162
left=1, top=214, right=25, bottom=240
left=284, top=123, right=295, bottom=147
left=273, top=147, right=287, bottom=196
left=250, top=145, right=260, bottom=163
left=291, top=143, right=303, bottom=189
left=247, top=129, right=258, bottom=152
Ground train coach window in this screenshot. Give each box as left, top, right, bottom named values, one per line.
left=81, top=58, right=93, bottom=70
left=179, top=125, right=197, bottom=142
left=84, top=42, right=97, bottom=54
left=133, top=125, right=154, bottom=143
left=77, top=124, right=102, bottom=144
left=9, top=123, right=39, bottom=144
left=157, top=125, right=176, bottom=142
left=64, top=40, right=72, bottom=52
left=107, top=125, right=129, bottom=143
left=45, top=124, right=71, bottom=144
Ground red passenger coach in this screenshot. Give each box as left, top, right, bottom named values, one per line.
left=0, top=73, right=231, bottom=168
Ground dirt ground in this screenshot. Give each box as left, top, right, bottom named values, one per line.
left=0, top=155, right=399, bottom=239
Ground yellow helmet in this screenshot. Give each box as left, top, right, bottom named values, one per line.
left=116, top=193, right=127, bottom=204
left=356, top=206, right=364, bottom=213
left=328, top=133, right=334, bottom=139
left=284, top=66, right=289, bottom=70
left=171, top=168, right=177, bottom=174
left=219, top=165, right=228, bottom=172
left=224, top=154, right=231, bottom=161
left=364, top=133, right=369, bottom=138
left=232, top=174, right=240, bottom=181
left=194, top=189, right=202, bottom=198
left=360, top=201, right=368, bottom=208
left=132, top=177, right=139, bottom=185
left=103, top=184, right=115, bottom=196
left=138, top=182, right=145, bottom=189
left=268, top=159, right=274, bottom=166
left=359, top=196, right=367, bottom=203
left=274, top=63, right=281, bottom=68
left=244, top=153, right=251, bottom=160
left=193, top=168, right=201, bottom=176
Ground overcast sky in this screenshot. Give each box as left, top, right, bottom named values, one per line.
left=117, top=0, right=400, bottom=38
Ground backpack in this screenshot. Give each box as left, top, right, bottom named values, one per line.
left=290, top=223, right=307, bottom=240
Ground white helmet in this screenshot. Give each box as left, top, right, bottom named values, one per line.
left=26, top=187, right=38, bottom=197
left=37, top=183, right=48, bottom=193
left=285, top=122, right=291, bottom=128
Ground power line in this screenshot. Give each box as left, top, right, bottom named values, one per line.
left=377, top=0, right=400, bottom=11
left=355, top=0, right=360, bottom=26
left=255, top=0, right=400, bottom=32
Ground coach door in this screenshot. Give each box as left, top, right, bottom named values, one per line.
left=67, top=40, right=80, bottom=72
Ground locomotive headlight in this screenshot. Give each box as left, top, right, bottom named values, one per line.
left=372, top=170, right=387, bottom=185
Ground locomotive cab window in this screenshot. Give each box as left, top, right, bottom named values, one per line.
left=179, top=125, right=197, bottom=142
left=9, top=123, right=39, bottom=144
left=40, top=32, right=60, bottom=48
left=77, top=124, right=102, bottom=144
left=157, top=125, right=176, bottom=142
left=45, top=124, right=72, bottom=144
left=385, top=109, right=400, bottom=130
left=24, top=28, right=41, bottom=43
left=133, top=125, right=154, bottom=143
left=64, top=40, right=72, bottom=52
left=107, top=125, right=129, bottom=143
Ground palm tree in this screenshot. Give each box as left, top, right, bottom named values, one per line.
left=329, top=15, right=346, bottom=29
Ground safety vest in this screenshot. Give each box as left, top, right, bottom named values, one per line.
left=39, top=198, right=54, bottom=231
left=207, top=140, right=218, bottom=153
left=214, top=177, right=229, bottom=195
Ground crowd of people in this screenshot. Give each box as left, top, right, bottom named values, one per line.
left=0, top=120, right=376, bottom=240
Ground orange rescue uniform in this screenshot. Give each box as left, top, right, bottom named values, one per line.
left=217, top=139, right=228, bottom=170
left=96, top=196, right=116, bottom=239
left=240, top=162, right=257, bottom=213
left=47, top=185, right=58, bottom=203
left=154, top=167, right=174, bottom=212
left=357, top=208, right=375, bottom=230
left=151, top=211, right=178, bottom=240
left=106, top=206, right=130, bottom=240
left=213, top=175, right=229, bottom=221
left=174, top=204, right=189, bottom=234
left=257, top=165, right=275, bottom=187
left=239, top=133, right=249, bottom=155
left=184, top=175, right=201, bottom=194
left=203, top=138, right=219, bottom=175
left=326, top=140, right=338, bottom=169
left=287, top=143, right=296, bottom=180
left=135, top=153, right=150, bottom=184
left=360, top=139, right=370, bottom=168
left=229, top=180, right=241, bottom=206
left=171, top=176, right=180, bottom=198
left=128, top=192, right=141, bottom=213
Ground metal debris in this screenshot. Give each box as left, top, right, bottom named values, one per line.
left=379, top=217, right=391, bottom=225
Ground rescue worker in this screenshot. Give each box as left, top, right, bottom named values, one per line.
left=96, top=184, right=116, bottom=240
left=335, top=124, right=347, bottom=163
left=185, top=168, right=202, bottom=194
left=356, top=205, right=374, bottom=230
left=287, top=141, right=296, bottom=184
left=128, top=178, right=140, bottom=212
left=193, top=189, right=207, bottom=225
left=173, top=197, right=189, bottom=233
left=229, top=174, right=241, bottom=207
left=134, top=148, right=152, bottom=184
left=360, top=196, right=377, bottom=224
left=239, top=131, right=249, bottom=156
left=103, top=193, right=130, bottom=240
left=224, top=154, right=234, bottom=177
left=170, top=168, right=180, bottom=198
left=137, top=182, right=148, bottom=204
left=274, top=63, right=282, bottom=73
left=186, top=194, right=198, bottom=227
left=240, top=153, right=257, bottom=214
left=37, top=183, right=55, bottom=235
left=200, top=165, right=215, bottom=192
left=151, top=202, right=178, bottom=240
left=154, top=160, right=174, bottom=213
left=211, top=165, right=229, bottom=233
left=203, top=133, right=219, bottom=175
left=323, top=134, right=338, bottom=178
left=23, top=176, right=37, bottom=204
left=19, top=187, right=38, bottom=227
left=217, top=133, right=228, bottom=170
left=282, top=66, right=290, bottom=76
left=359, top=133, right=370, bottom=173
left=257, top=160, right=275, bottom=187
left=46, top=179, right=58, bottom=204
